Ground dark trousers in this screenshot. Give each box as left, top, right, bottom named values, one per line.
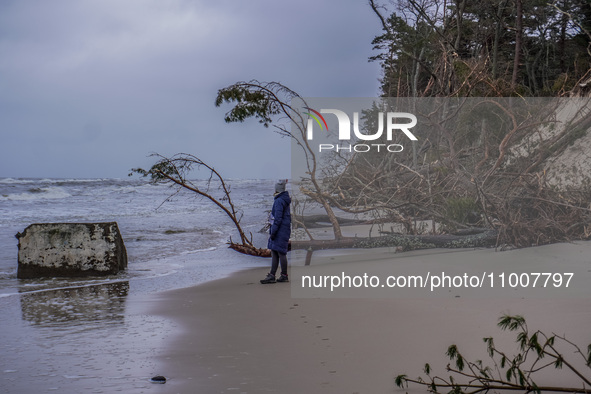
left=270, top=250, right=288, bottom=276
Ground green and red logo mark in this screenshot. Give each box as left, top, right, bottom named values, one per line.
left=303, top=107, right=329, bottom=132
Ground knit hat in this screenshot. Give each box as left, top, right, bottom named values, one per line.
left=275, top=179, right=287, bottom=194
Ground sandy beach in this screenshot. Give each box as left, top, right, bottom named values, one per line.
left=150, top=242, right=591, bottom=394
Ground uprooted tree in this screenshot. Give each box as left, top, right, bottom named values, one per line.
left=131, top=83, right=591, bottom=258
left=314, top=96, right=591, bottom=249
left=348, top=0, right=591, bottom=248
left=396, top=315, right=591, bottom=393
left=130, top=153, right=270, bottom=257
left=214, top=82, right=498, bottom=252
left=214, top=79, right=591, bottom=253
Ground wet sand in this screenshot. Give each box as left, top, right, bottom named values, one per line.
left=151, top=242, right=591, bottom=393
left=0, top=283, right=179, bottom=394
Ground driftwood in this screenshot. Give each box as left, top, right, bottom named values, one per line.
left=290, top=228, right=497, bottom=252
left=229, top=228, right=497, bottom=258
left=228, top=243, right=271, bottom=257
left=296, top=215, right=368, bottom=229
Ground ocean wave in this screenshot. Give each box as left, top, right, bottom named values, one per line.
left=111, top=185, right=139, bottom=194
left=0, top=177, right=113, bottom=185
left=54, top=178, right=115, bottom=184
left=0, top=270, right=16, bottom=280
left=0, top=178, right=270, bottom=297
left=0, top=178, right=49, bottom=184
left=0, top=186, right=71, bottom=201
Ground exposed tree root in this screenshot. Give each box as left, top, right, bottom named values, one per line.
left=228, top=243, right=271, bottom=257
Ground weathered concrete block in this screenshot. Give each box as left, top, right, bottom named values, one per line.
left=16, top=222, right=127, bottom=279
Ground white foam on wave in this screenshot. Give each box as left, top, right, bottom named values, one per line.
left=0, top=177, right=112, bottom=185
left=0, top=186, right=71, bottom=201
left=111, top=185, right=138, bottom=194
left=0, top=178, right=37, bottom=184
left=180, top=246, right=217, bottom=255
left=63, top=375, right=92, bottom=379
left=0, top=270, right=15, bottom=277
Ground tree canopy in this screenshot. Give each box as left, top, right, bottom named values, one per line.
left=369, top=0, right=591, bottom=97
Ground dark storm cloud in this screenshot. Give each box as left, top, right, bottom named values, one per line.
left=0, top=0, right=382, bottom=179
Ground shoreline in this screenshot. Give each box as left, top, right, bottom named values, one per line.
left=149, top=242, right=591, bottom=393
left=0, top=249, right=268, bottom=393
left=1, top=241, right=589, bottom=393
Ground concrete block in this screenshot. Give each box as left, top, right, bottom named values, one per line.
left=16, top=222, right=127, bottom=279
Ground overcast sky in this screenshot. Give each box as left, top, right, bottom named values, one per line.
left=0, top=0, right=383, bottom=179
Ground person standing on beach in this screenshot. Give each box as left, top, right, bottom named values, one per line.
left=261, top=179, right=291, bottom=284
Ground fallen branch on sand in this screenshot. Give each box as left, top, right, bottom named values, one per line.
left=396, top=314, right=591, bottom=394
left=290, top=228, right=497, bottom=252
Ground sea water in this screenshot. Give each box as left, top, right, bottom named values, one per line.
left=0, top=177, right=274, bottom=296
left=0, top=177, right=275, bottom=393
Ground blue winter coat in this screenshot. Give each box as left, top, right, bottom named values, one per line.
left=267, top=191, right=291, bottom=254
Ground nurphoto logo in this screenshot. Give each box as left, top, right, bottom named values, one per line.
left=304, top=107, right=418, bottom=153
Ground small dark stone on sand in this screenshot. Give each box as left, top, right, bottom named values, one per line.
left=150, top=376, right=167, bottom=384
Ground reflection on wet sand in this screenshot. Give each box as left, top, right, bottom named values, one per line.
left=2, top=281, right=173, bottom=393
left=19, top=281, right=129, bottom=328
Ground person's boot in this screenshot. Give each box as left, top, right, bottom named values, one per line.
left=260, top=273, right=276, bottom=284
left=276, top=273, right=289, bottom=283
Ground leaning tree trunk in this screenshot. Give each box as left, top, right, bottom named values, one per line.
left=511, top=0, right=523, bottom=88
left=291, top=228, right=498, bottom=252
